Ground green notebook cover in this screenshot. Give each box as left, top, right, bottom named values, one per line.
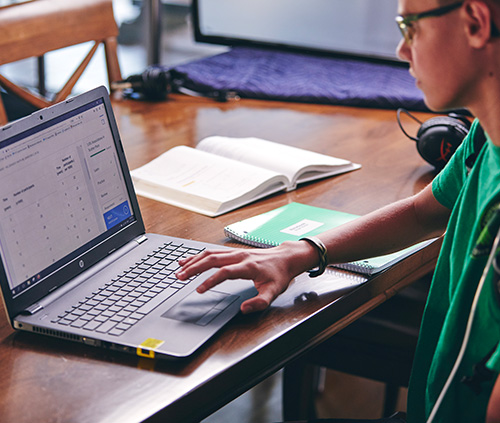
left=224, top=202, right=432, bottom=275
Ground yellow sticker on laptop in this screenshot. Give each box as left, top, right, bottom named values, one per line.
left=137, top=338, right=165, bottom=359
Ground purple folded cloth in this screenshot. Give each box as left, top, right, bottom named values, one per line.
left=173, top=47, right=427, bottom=111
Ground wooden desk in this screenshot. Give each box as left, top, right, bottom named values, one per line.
left=0, top=96, right=440, bottom=423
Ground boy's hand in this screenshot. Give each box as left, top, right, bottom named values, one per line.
left=176, top=241, right=314, bottom=313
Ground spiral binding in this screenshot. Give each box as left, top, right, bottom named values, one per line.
left=223, top=228, right=277, bottom=248
left=336, top=261, right=375, bottom=275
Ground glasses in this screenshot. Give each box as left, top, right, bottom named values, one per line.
left=395, top=2, right=464, bottom=44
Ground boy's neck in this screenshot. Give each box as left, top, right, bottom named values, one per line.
left=470, top=92, right=500, bottom=147
left=467, top=58, right=500, bottom=147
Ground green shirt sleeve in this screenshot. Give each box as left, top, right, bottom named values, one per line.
left=487, top=347, right=500, bottom=373
left=432, top=119, right=481, bottom=209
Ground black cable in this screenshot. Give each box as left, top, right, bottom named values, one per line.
left=396, top=107, right=423, bottom=142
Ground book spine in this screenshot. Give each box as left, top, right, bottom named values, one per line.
left=224, top=228, right=279, bottom=248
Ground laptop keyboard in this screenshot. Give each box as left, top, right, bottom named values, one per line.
left=52, top=242, right=204, bottom=336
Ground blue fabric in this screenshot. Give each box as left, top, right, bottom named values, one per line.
left=173, top=47, right=427, bottom=111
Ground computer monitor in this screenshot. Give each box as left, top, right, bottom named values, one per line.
left=192, top=0, right=402, bottom=63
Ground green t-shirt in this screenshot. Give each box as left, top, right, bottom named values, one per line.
left=407, top=120, right=500, bottom=422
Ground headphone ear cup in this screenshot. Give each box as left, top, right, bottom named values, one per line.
left=416, top=116, right=470, bottom=169
left=140, top=67, right=171, bottom=101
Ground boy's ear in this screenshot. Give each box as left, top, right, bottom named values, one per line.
left=463, top=0, right=494, bottom=48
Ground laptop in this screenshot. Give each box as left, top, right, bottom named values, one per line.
left=0, top=86, right=256, bottom=360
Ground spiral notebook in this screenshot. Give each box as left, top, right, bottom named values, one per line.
left=224, top=202, right=432, bottom=276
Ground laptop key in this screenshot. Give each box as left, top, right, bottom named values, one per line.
left=80, top=313, right=94, bottom=321
left=95, top=320, right=117, bottom=334
left=116, top=322, right=133, bottom=330
left=70, top=319, right=87, bottom=328
left=108, top=328, right=125, bottom=336
left=128, top=312, right=145, bottom=321
left=143, top=257, right=159, bottom=266
left=94, top=315, right=108, bottom=323
left=83, top=321, right=102, bottom=331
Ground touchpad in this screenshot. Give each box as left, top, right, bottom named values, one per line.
left=161, top=290, right=238, bottom=326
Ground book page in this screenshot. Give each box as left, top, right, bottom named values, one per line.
left=130, top=146, right=288, bottom=215
left=197, top=136, right=353, bottom=187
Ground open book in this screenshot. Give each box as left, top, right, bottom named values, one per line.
left=130, top=136, right=360, bottom=217
left=224, top=202, right=434, bottom=276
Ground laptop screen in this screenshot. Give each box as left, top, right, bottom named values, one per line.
left=193, top=0, right=402, bottom=62
left=0, top=96, right=136, bottom=299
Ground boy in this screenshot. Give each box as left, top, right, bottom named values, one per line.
left=177, top=1, right=500, bottom=421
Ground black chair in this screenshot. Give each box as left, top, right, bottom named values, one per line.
left=282, top=274, right=431, bottom=420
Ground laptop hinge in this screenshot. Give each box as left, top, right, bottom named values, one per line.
left=24, top=303, right=43, bottom=315
left=135, top=235, right=148, bottom=244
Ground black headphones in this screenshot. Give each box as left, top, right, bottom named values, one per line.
left=397, top=108, right=471, bottom=169
left=112, top=66, right=172, bottom=101
left=111, top=66, right=239, bottom=102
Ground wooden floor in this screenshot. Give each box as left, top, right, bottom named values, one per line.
left=0, top=2, right=408, bottom=421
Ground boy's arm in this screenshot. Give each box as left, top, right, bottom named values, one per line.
left=177, top=183, right=451, bottom=313
left=316, top=183, right=450, bottom=266
left=487, top=374, right=500, bottom=422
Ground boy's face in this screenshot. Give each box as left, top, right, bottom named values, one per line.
left=396, top=0, right=473, bottom=112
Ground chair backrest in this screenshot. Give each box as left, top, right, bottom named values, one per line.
left=0, top=0, right=122, bottom=124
